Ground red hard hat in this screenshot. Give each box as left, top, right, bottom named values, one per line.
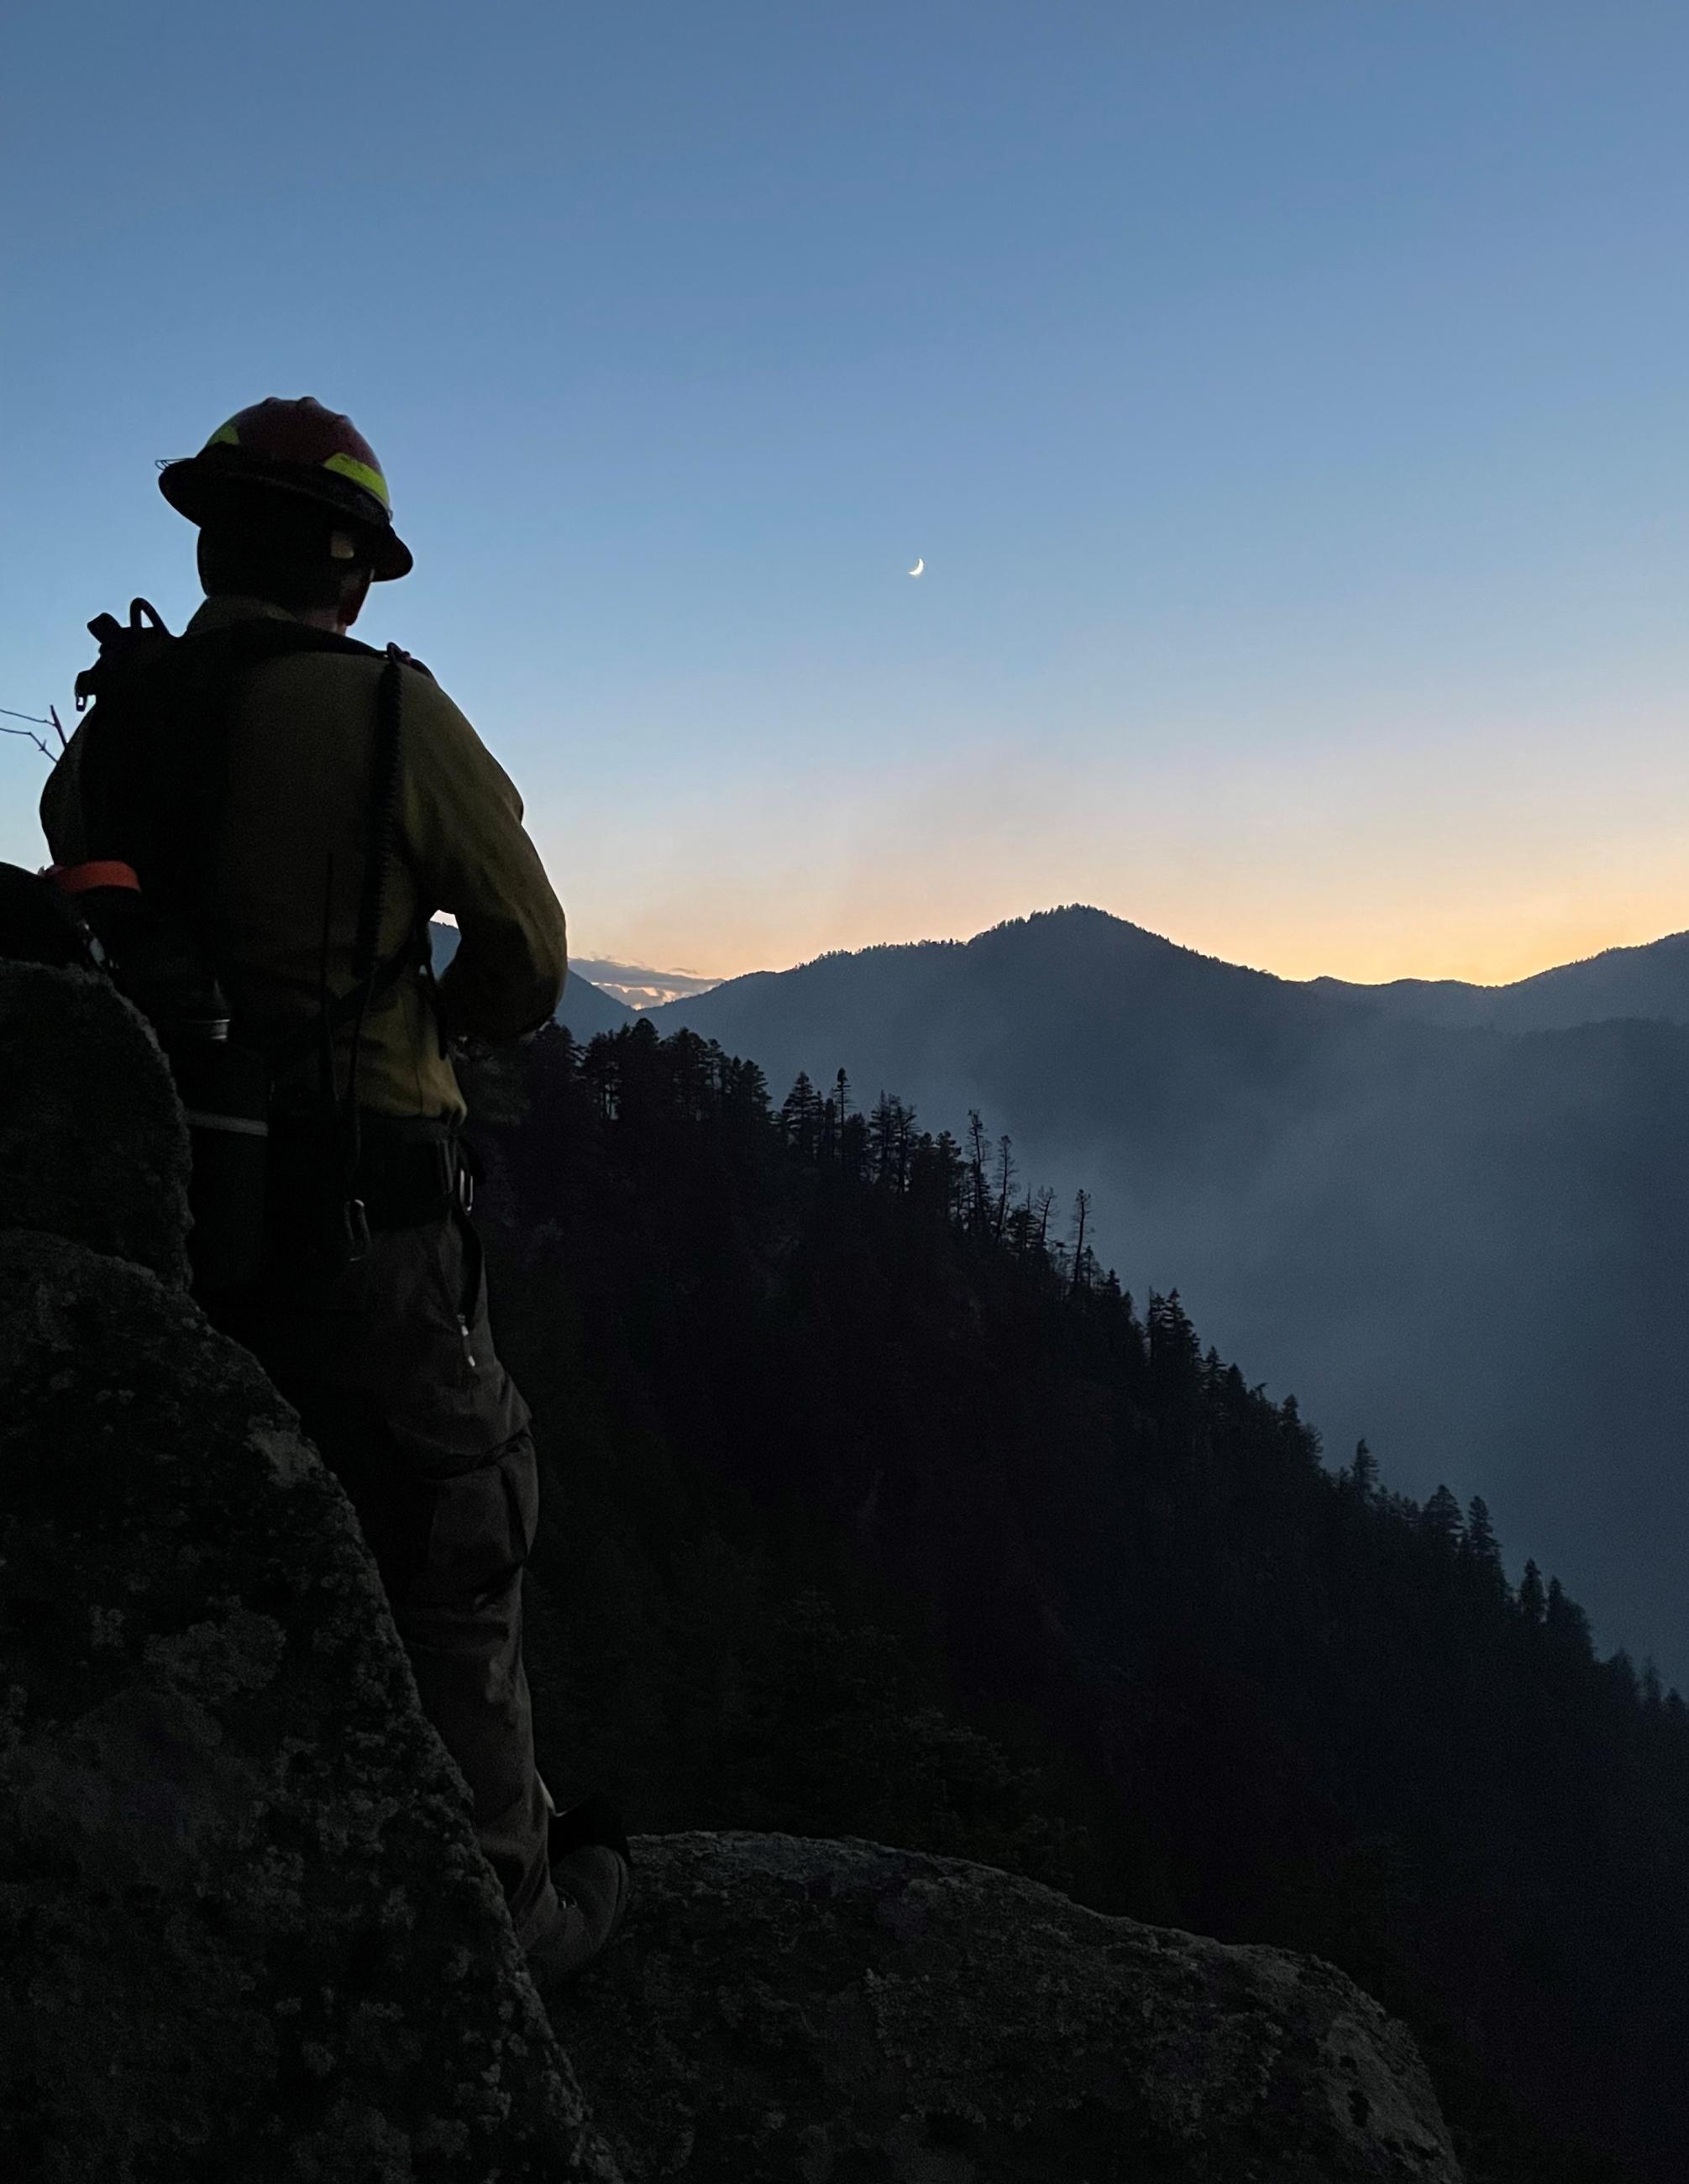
left=159, top=396, right=413, bottom=580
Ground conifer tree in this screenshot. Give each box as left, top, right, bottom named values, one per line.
left=1422, top=1483, right=1464, bottom=1551
left=1460, top=1494, right=1507, bottom=1599
left=1276, top=1392, right=1319, bottom=1468
left=834, top=1065, right=856, bottom=1170
left=1462, top=1494, right=1499, bottom=1563
left=966, top=1110, right=991, bottom=1231
left=912, top=1129, right=965, bottom=1221
left=1604, top=1648, right=1641, bottom=1708
left=1070, top=1189, right=1091, bottom=1293
left=1147, top=1291, right=1201, bottom=1384
left=781, top=1072, right=819, bottom=1157
left=1545, top=1577, right=1594, bottom=1659
left=1519, top=1558, right=1546, bottom=1624
left=894, top=1098, right=915, bottom=1192
left=994, top=1135, right=1016, bottom=1242
left=866, top=1093, right=915, bottom=1191
left=723, top=1055, right=770, bottom=1128
left=868, top=1092, right=891, bottom=1172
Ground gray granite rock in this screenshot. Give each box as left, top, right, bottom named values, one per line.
left=0, top=962, right=191, bottom=1287
left=0, top=1228, right=624, bottom=2184
left=547, top=1828, right=1463, bottom=2183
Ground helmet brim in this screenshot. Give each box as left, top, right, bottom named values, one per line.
left=159, top=454, right=414, bottom=581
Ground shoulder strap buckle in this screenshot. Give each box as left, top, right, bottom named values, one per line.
left=76, top=599, right=174, bottom=711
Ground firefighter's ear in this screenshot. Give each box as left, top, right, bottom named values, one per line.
left=337, top=567, right=374, bottom=633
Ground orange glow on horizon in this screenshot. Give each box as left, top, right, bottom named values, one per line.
left=571, top=898, right=1689, bottom=995
left=552, top=706, right=1689, bottom=997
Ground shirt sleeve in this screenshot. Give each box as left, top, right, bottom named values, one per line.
left=400, top=674, right=568, bottom=1042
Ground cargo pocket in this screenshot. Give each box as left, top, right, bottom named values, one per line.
left=440, top=1203, right=489, bottom=1391
left=410, top=1430, right=539, bottom=1612
left=386, top=1205, right=530, bottom=1470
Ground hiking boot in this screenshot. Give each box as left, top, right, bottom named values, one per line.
left=527, top=1844, right=632, bottom=1984
left=525, top=1789, right=634, bottom=1985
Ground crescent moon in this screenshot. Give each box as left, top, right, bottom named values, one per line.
left=908, top=557, right=925, bottom=577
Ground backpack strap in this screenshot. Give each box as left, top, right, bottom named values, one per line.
left=74, top=609, right=442, bottom=1091
left=76, top=612, right=387, bottom=913
left=266, top=643, right=415, bottom=1100
left=74, top=598, right=176, bottom=709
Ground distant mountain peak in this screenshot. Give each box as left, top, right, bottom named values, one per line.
left=982, top=904, right=1224, bottom=959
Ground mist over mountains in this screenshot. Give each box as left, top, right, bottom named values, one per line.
left=645, top=906, right=1689, bottom=1693
left=569, top=958, right=724, bottom=1011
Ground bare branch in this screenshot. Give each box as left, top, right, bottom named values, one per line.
left=2, top=702, right=62, bottom=765
left=1, top=721, right=54, bottom=761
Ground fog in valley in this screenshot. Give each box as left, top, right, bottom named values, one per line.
left=650, top=905, right=1689, bottom=1694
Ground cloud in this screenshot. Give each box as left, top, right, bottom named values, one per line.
left=572, top=958, right=724, bottom=1011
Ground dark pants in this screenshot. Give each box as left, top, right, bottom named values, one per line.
left=209, top=1198, right=559, bottom=1951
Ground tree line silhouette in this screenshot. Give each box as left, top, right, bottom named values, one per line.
left=465, top=1015, right=1687, bottom=2184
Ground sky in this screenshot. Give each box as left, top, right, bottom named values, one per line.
left=5, top=1, right=1689, bottom=984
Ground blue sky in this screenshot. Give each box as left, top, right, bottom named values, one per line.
left=5, top=2, right=1689, bottom=979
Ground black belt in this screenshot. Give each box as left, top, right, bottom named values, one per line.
left=267, top=1111, right=475, bottom=1231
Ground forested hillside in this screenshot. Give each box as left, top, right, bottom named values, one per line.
left=648, top=904, right=1689, bottom=1693
left=463, top=1017, right=1689, bottom=2184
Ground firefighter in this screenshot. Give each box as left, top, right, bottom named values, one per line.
left=39, top=397, right=631, bottom=1982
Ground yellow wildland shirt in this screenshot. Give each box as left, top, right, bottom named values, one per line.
left=41, top=595, right=568, bottom=1121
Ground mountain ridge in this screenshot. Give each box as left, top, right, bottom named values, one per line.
left=672, top=902, right=1689, bottom=1032
left=641, top=900, right=1689, bottom=1698
left=1308, top=925, right=1689, bottom=1031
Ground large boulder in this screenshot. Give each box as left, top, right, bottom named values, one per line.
left=0, top=963, right=1463, bottom=2181
left=0, top=1224, right=624, bottom=2184
left=550, top=1830, right=1461, bottom=2183
left=0, top=960, right=191, bottom=1286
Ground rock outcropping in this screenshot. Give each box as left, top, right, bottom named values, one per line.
left=551, top=1829, right=1461, bottom=2182
left=0, top=963, right=1463, bottom=2181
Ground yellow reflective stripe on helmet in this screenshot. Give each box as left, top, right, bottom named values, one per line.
left=207, top=421, right=242, bottom=449
left=323, top=450, right=391, bottom=509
